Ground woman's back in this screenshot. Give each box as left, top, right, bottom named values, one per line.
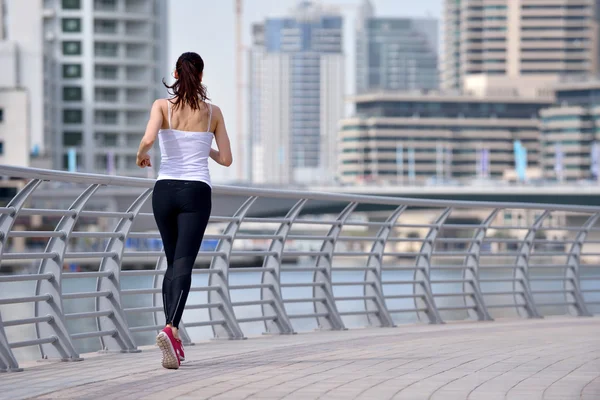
left=165, top=99, right=215, bottom=133
left=157, top=99, right=214, bottom=186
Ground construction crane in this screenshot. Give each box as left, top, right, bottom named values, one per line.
left=235, top=0, right=244, bottom=181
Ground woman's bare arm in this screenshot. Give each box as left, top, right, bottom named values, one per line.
left=209, top=106, right=233, bottom=167
left=137, top=100, right=164, bottom=167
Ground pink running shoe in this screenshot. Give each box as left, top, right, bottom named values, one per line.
left=176, top=339, right=185, bottom=362
left=156, top=326, right=180, bottom=369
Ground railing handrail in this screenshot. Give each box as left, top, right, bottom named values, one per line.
left=2, top=165, right=600, bottom=213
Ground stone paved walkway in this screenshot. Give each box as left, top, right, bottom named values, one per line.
left=2, top=317, right=599, bottom=400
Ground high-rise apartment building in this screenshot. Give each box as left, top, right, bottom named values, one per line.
left=339, top=92, right=551, bottom=184
left=540, top=79, right=600, bottom=181
left=443, top=0, right=600, bottom=96
left=356, top=0, right=438, bottom=94
left=249, top=1, right=344, bottom=184
left=0, top=0, right=168, bottom=176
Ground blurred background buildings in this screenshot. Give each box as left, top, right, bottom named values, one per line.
left=0, top=0, right=599, bottom=187
left=0, top=0, right=168, bottom=176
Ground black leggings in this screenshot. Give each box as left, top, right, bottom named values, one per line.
left=152, top=179, right=212, bottom=328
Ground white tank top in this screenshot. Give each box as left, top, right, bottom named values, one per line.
left=156, top=100, right=213, bottom=187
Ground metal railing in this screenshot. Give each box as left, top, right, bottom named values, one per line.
left=0, top=166, right=599, bottom=372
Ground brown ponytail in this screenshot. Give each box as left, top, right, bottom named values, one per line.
left=163, top=52, right=209, bottom=111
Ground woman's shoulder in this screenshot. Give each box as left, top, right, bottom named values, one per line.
left=206, top=102, right=223, bottom=119
left=152, top=98, right=172, bottom=110
left=206, top=102, right=220, bottom=111
left=206, top=102, right=222, bottom=117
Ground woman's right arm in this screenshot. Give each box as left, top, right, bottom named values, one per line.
left=210, top=106, right=233, bottom=167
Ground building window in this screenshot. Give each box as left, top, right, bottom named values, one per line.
left=94, top=19, right=117, bottom=34
left=95, top=42, right=119, bottom=57
left=95, top=110, right=118, bottom=125
left=95, top=65, right=118, bottom=79
left=95, top=154, right=108, bottom=170
left=63, top=86, right=82, bottom=101
left=0, top=108, right=3, bottom=122
left=95, top=132, right=118, bottom=146
left=63, top=109, right=83, bottom=124
left=62, top=41, right=82, bottom=55
left=0, top=141, right=3, bottom=155
left=62, top=18, right=81, bottom=32
left=94, top=0, right=117, bottom=11
left=95, top=88, right=118, bottom=102
left=62, top=0, right=81, bottom=9
left=63, top=132, right=83, bottom=146
left=63, top=64, right=82, bottom=79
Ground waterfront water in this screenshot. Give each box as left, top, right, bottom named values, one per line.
left=1, top=260, right=599, bottom=364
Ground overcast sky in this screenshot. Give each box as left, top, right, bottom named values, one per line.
left=167, top=0, right=442, bottom=182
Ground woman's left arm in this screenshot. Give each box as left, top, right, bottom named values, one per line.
left=137, top=100, right=164, bottom=168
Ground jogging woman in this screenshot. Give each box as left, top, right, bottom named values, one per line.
left=136, top=52, right=232, bottom=369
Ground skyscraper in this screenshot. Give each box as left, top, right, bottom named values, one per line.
left=356, top=0, right=438, bottom=94
left=0, top=0, right=168, bottom=176
left=442, top=0, right=600, bottom=96
left=249, top=1, right=344, bottom=184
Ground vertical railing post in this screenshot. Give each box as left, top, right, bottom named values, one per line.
left=363, top=205, right=406, bottom=327
left=0, top=179, right=41, bottom=371
left=260, top=200, right=307, bottom=334
left=0, top=311, right=22, bottom=372
left=512, top=210, right=547, bottom=319
left=413, top=208, right=449, bottom=324
left=208, top=197, right=258, bottom=339
left=312, top=203, right=357, bottom=331
left=462, top=209, right=498, bottom=321
left=564, top=212, right=598, bottom=317
left=95, top=189, right=152, bottom=353
left=35, top=184, right=100, bottom=361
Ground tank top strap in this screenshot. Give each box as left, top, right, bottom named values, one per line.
left=207, top=103, right=212, bottom=132
left=167, top=99, right=172, bottom=130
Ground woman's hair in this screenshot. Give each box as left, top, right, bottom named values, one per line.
left=163, top=52, right=209, bottom=110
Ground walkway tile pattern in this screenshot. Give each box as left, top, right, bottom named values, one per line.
left=2, top=318, right=599, bottom=400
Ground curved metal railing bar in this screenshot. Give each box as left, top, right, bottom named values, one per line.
left=208, top=196, right=257, bottom=339
left=512, top=211, right=550, bottom=319
left=95, top=189, right=152, bottom=352
left=462, top=209, right=499, bottom=321
left=413, top=208, right=451, bottom=324
left=260, top=199, right=307, bottom=334
left=564, top=212, right=599, bottom=317
left=35, top=184, right=100, bottom=361
left=363, top=205, right=407, bottom=327
left=311, top=202, right=357, bottom=330
left=0, top=179, right=41, bottom=372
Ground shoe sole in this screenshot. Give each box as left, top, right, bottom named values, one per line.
left=157, top=332, right=179, bottom=369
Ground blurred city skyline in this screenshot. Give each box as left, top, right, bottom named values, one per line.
left=0, top=0, right=597, bottom=187
left=168, top=0, right=443, bottom=182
